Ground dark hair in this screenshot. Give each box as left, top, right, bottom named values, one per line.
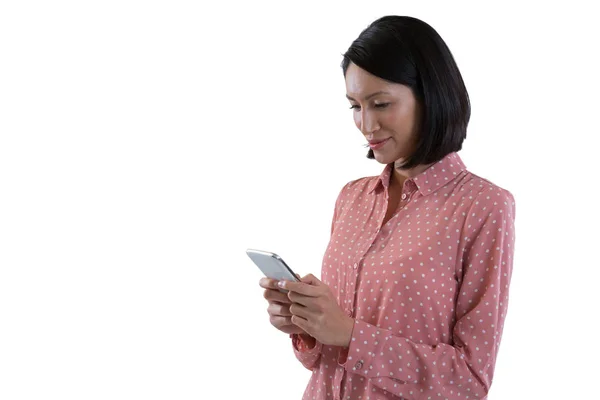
left=342, top=16, right=470, bottom=169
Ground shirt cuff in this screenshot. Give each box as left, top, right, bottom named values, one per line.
left=337, top=319, right=388, bottom=378
left=291, top=333, right=316, bottom=352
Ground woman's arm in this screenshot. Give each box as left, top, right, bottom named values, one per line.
left=289, top=181, right=350, bottom=370
left=336, top=189, right=516, bottom=399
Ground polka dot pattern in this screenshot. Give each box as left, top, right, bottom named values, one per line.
left=292, top=152, right=516, bottom=400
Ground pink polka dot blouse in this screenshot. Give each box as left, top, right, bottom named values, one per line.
left=291, top=152, right=516, bottom=400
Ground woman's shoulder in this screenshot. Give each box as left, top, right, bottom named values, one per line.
left=337, top=174, right=381, bottom=196
left=329, top=175, right=382, bottom=213
left=459, top=170, right=516, bottom=213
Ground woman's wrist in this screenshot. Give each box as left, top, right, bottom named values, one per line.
left=338, top=316, right=354, bottom=348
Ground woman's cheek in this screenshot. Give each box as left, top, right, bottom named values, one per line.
left=353, top=113, right=361, bottom=130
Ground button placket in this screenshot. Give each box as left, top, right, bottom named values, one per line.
left=345, top=259, right=360, bottom=323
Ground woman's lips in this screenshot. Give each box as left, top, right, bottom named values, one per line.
left=369, top=138, right=390, bottom=150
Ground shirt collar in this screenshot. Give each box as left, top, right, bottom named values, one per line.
left=367, top=152, right=467, bottom=195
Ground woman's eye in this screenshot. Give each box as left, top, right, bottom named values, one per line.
left=349, top=103, right=389, bottom=110
left=375, top=103, right=390, bottom=109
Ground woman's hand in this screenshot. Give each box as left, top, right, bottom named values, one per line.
left=259, top=277, right=309, bottom=335
left=279, top=274, right=354, bottom=347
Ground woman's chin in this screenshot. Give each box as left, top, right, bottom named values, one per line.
left=373, top=150, right=395, bottom=165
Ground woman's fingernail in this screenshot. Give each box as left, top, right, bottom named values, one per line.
left=277, top=281, right=285, bottom=288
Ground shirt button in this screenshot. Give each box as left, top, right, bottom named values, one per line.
left=401, top=193, right=407, bottom=200
left=346, top=309, right=352, bottom=317
left=354, top=361, right=363, bottom=370
left=353, top=263, right=358, bottom=269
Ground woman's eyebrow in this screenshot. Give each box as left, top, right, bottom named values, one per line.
left=345, top=90, right=390, bottom=101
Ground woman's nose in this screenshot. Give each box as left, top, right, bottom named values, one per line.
left=360, top=110, right=380, bottom=135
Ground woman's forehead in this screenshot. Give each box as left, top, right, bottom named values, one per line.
left=345, top=64, right=392, bottom=95
left=345, top=67, right=411, bottom=100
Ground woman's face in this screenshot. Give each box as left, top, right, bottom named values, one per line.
left=345, top=62, right=421, bottom=166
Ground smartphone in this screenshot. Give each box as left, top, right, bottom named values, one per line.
left=246, top=248, right=300, bottom=293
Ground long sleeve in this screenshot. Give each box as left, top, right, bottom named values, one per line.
left=337, top=189, right=516, bottom=399
left=290, top=182, right=350, bottom=370
left=290, top=334, right=324, bottom=370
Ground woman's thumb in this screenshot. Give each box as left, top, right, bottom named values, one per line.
left=300, top=273, right=321, bottom=285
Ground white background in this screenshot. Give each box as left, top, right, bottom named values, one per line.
left=1, top=1, right=599, bottom=399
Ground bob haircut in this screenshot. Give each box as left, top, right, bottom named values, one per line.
left=342, top=16, right=471, bottom=170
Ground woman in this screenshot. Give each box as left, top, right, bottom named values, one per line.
left=259, top=15, right=515, bottom=400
